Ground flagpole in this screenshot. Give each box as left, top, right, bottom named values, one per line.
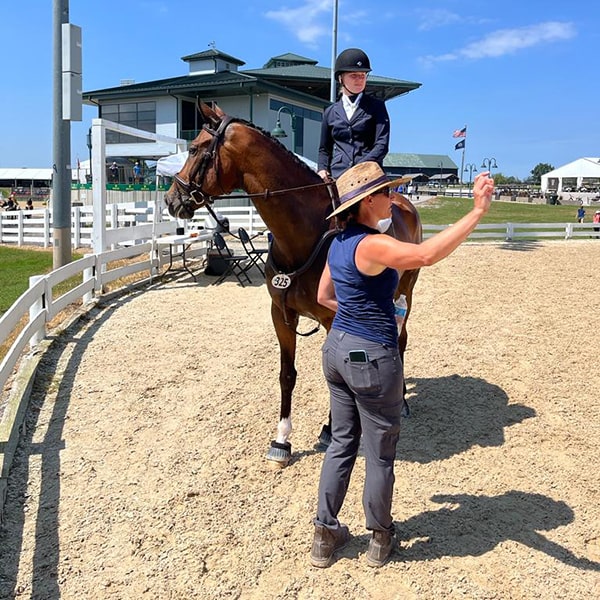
left=459, top=125, right=466, bottom=196
left=330, top=0, right=338, bottom=103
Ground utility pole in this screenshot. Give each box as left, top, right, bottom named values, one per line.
left=53, top=0, right=81, bottom=268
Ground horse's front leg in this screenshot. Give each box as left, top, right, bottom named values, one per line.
left=265, top=302, right=298, bottom=468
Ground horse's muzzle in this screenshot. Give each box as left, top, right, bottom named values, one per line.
left=164, top=190, right=196, bottom=220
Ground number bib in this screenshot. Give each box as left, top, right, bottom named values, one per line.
left=271, top=274, right=291, bottom=289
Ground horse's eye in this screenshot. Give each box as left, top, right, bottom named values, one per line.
left=189, top=146, right=197, bottom=156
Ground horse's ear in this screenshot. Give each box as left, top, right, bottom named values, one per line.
left=197, top=101, right=224, bottom=128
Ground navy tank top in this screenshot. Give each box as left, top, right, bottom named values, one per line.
left=328, top=223, right=399, bottom=347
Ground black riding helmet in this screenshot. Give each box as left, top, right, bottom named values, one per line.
left=334, top=48, right=372, bottom=79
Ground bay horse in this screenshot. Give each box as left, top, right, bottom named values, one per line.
left=164, top=102, right=422, bottom=467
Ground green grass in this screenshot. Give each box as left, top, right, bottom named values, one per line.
left=418, top=197, right=583, bottom=225
left=0, top=246, right=83, bottom=315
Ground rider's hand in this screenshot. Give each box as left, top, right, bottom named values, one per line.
left=318, top=169, right=331, bottom=182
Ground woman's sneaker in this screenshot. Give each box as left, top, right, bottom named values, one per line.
left=366, top=529, right=395, bottom=567
left=310, top=524, right=350, bottom=568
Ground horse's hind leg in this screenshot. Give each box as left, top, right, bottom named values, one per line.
left=398, top=269, right=420, bottom=418
left=265, top=303, right=298, bottom=468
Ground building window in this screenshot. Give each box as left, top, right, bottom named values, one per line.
left=102, top=101, right=156, bottom=144
left=181, top=100, right=218, bottom=141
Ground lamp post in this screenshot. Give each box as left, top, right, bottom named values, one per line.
left=86, top=126, right=92, bottom=183
left=271, top=106, right=297, bottom=153
left=464, top=163, right=477, bottom=196
left=438, top=160, right=444, bottom=193
left=481, top=157, right=498, bottom=177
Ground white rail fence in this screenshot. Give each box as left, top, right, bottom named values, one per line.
left=2, top=202, right=599, bottom=247
left=0, top=202, right=266, bottom=248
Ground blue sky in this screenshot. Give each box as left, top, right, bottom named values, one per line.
left=1, top=0, right=597, bottom=179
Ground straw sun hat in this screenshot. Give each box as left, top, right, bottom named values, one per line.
left=328, top=161, right=411, bottom=219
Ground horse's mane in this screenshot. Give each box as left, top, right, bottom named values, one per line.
left=232, top=117, right=322, bottom=182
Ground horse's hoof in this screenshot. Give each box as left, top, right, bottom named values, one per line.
left=266, top=440, right=292, bottom=468
left=401, top=399, right=410, bottom=418
left=315, top=424, right=332, bottom=451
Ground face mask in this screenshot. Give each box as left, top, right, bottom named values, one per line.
left=375, top=217, right=392, bottom=233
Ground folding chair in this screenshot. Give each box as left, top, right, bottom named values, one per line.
left=212, top=232, right=252, bottom=286
left=238, top=227, right=269, bottom=277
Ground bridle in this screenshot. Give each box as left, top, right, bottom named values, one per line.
left=172, top=115, right=236, bottom=211
left=172, top=115, right=339, bottom=215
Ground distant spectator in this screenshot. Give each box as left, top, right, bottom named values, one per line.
left=593, top=210, right=600, bottom=237
left=133, top=161, right=142, bottom=183
left=24, top=199, right=34, bottom=218
left=109, top=161, right=119, bottom=183
left=577, top=206, right=585, bottom=223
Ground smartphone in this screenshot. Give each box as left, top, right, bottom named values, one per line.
left=348, top=350, right=368, bottom=363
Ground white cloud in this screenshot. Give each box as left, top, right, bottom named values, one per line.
left=265, top=0, right=332, bottom=45
left=421, top=21, right=576, bottom=65
left=416, top=9, right=462, bottom=32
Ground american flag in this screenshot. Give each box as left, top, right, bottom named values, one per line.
left=452, top=127, right=467, bottom=138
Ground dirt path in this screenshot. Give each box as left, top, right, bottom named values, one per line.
left=1, top=241, right=599, bottom=599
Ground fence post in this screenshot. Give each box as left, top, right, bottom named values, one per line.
left=73, top=206, right=81, bottom=248
left=44, top=208, right=51, bottom=248
left=29, top=275, right=47, bottom=347
left=17, top=211, right=24, bottom=247
left=506, top=223, right=514, bottom=241
left=83, top=260, right=95, bottom=305
left=565, top=223, right=573, bottom=240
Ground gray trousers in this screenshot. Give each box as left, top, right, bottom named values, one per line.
left=315, top=328, right=403, bottom=533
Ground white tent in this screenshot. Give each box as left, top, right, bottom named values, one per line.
left=156, top=151, right=317, bottom=177
left=541, top=157, right=600, bottom=192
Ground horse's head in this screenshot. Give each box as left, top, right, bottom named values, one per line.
left=164, top=102, right=239, bottom=219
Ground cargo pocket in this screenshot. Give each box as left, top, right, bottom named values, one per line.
left=345, top=359, right=382, bottom=395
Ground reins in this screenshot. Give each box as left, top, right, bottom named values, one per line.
left=174, top=114, right=342, bottom=337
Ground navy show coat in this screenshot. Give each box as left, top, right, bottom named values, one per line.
left=318, top=94, right=390, bottom=180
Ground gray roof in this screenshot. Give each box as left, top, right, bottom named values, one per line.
left=242, top=64, right=420, bottom=102
left=264, top=53, right=318, bottom=67
left=384, top=153, right=457, bottom=170
left=181, top=49, right=245, bottom=66
left=83, top=49, right=421, bottom=105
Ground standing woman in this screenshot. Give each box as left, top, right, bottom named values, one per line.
left=317, top=48, right=390, bottom=181
left=310, top=162, right=494, bottom=568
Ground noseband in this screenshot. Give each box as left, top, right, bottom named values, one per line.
left=173, top=115, right=236, bottom=208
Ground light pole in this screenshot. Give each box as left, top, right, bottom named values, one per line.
left=464, top=163, right=477, bottom=195
left=271, top=106, right=297, bottom=153
left=86, top=126, right=92, bottom=183
left=481, top=157, right=498, bottom=177
left=438, top=160, right=444, bottom=193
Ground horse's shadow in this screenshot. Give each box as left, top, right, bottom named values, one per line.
left=397, top=374, right=535, bottom=463
left=335, top=491, right=600, bottom=571
left=385, top=491, right=600, bottom=571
